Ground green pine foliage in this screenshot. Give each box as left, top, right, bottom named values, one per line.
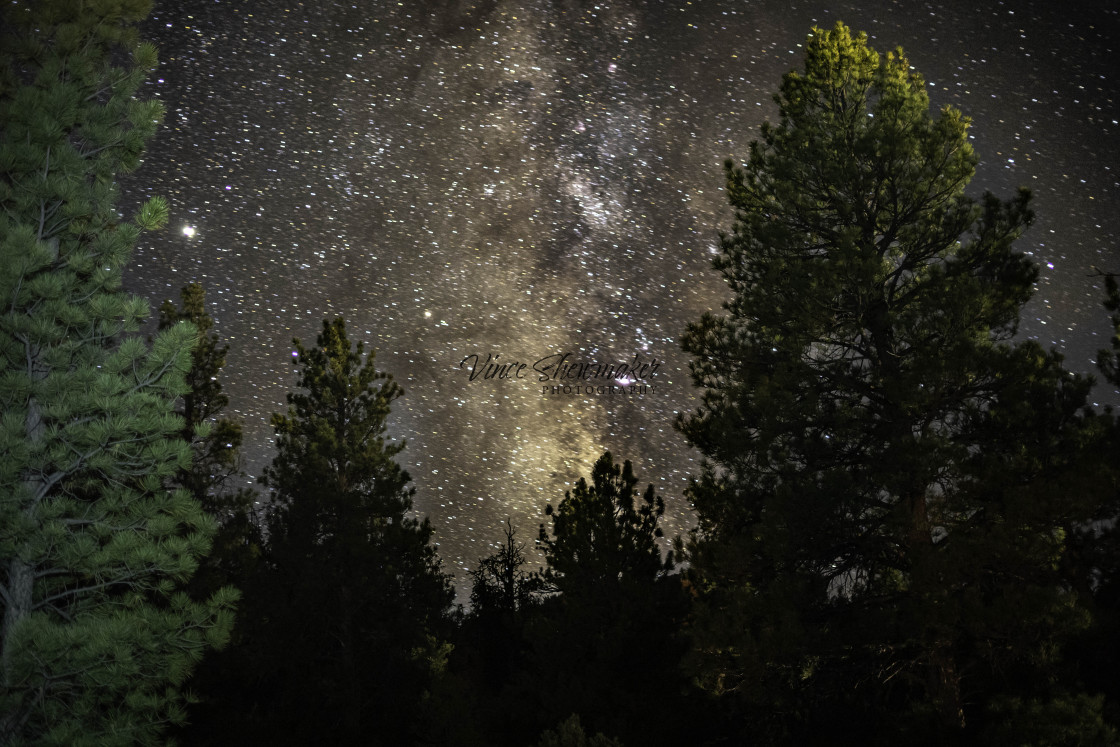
left=676, top=22, right=1115, bottom=743
left=0, top=1, right=236, bottom=743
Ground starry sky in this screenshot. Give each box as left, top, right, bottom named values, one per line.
left=120, top=0, right=1119, bottom=591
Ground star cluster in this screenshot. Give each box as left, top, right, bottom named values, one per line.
left=122, top=0, right=1120, bottom=590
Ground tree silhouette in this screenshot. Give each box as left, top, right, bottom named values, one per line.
left=249, top=318, right=452, bottom=744
left=158, top=283, right=259, bottom=598
left=529, top=452, right=688, bottom=746
left=470, top=519, right=546, bottom=616
left=677, top=22, right=1113, bottom=743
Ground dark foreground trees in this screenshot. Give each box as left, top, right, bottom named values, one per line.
left=0, top=2, right=235, bottom=742
left=444, top=453, right=701, bottom=747
left=529, top=452, right=691, bottom=745
left=259, top=317, right=453, bottom=743
left=1062, top=275, right=1120, bottom=731
left=469, top=519, right=546, bottom=617
left=187, top=318, right=453, bottom=745
left=676, top=22, right=1115, bottom=744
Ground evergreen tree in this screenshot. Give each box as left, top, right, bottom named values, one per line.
left=527, top=452, right=689, bottom=746
left=677, top=22, right=1112, bottom=743
left=158, top=283, right=251, bottom=515
left=157, top=284, right=264, bottom=745
left=1098, top=272, right=1120, bottom=390
left=440, top=522, right=547, bottom=746
left=248, top=317, right=453, bottom=744
left=0, top=1, right=235, bottom=742
left=469, top=519, right=546, bottom=617
left=158, top=283, right=259, bottom=597
left=1060, top=273, right=1120, bottom=730
left=538, top=451, right=674, bottom=599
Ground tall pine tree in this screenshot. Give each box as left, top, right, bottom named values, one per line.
left=0, top=1, right=235, bottom=742
left=158, top=283, right=259, bottom=598
left=1060, top=274, right=1120, bottom=730
left=677, top=23, right=1113, bottom=743
left=246, top=318, right=453, bottom=744
left=158, top=283, right=252, bottom=517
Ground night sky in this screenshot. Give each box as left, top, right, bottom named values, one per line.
left=120, top=0, right=1120, bottom=593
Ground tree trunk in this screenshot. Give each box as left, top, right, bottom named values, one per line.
left=1, top=559, right=33, bottom=684
left=909, top=491, right=965, bottom=731
left=930, top=637, right=966, bottom=731
left=2, top=342, right=48, bottom=736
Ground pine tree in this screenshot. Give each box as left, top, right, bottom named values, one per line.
left=445, top=521, right=548, bottom=745
left=158, top=283, right=250, bottom=514
left=538, top=451, right=674, bottom=599
left=0, top=1, right=236, bottom=742
left=469, top=519, right=546, bottom=616
left=528, top=452, right=688, bottom=746
left=249, top=317, right=453, bottom=744
left=677, top=22, right=1112, bottom=742
left=158, top=283, right=259, bottom=597
left=533, top=714, right=623, bottom=747
left=1058, top=274, right=1120, bottom=733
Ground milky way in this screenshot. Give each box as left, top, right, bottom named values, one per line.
left=121, top=0, right=1120, bottom=592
